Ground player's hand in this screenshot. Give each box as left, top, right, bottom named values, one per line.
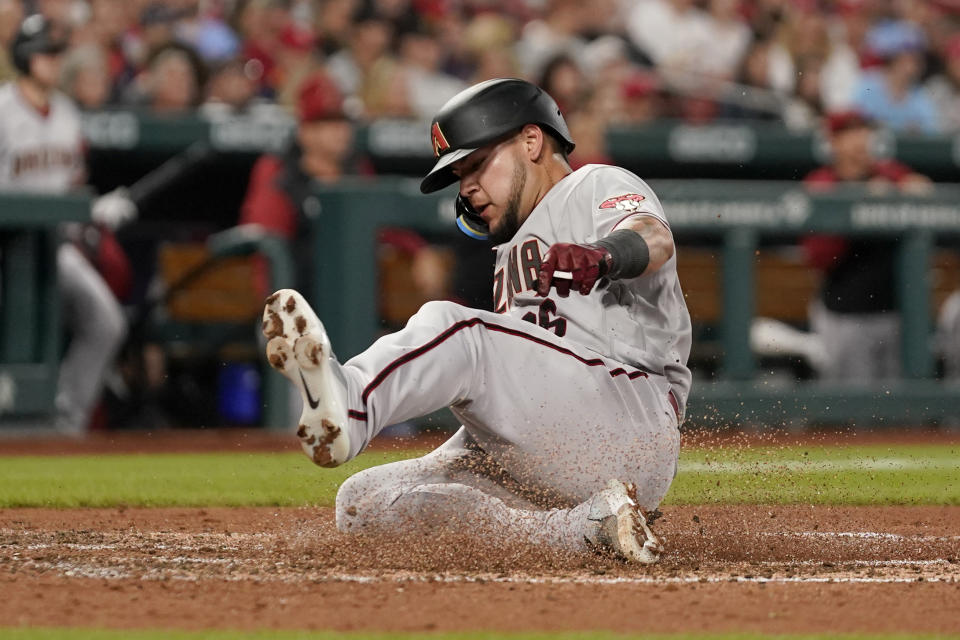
left=91, top=187, right=138, bottom=230
left=537, top=242, right=612, bottom=297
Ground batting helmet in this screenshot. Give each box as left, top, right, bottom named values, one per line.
left=420, top=78, right=575, bottom=194
left=11, top=14, right=69, bottom=77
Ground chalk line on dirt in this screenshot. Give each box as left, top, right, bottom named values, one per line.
left=10, top=557, right=959, bottom=586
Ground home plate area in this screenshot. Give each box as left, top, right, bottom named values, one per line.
left=1, top=505, right=958, bottom=634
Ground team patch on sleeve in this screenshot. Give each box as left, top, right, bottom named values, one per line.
left=599, top=193, right=646, bottom=212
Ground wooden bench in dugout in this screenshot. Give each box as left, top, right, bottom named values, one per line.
left=156, top=242, right=960, bottom=356
left=159, top=243, right=264, bottom=327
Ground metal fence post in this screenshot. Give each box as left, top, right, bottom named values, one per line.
left=721, top=227, right=758, bottom=380
left=1, top=231, right=40, bottom=363
left=312, top=192, right=381, bottom=361
left=897, top=229, right=934, bottom=379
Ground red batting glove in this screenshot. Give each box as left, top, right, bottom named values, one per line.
left=537, top=243, right=613, bottom=297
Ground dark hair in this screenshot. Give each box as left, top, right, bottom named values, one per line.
left=538, top=54, right=578, bottom=91
left=146, top=42, right=207, bottom=88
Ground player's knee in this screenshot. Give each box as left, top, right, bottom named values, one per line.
left=89, top=297, right=127, bottom=347
left=335, top=467, right=384, bottom=533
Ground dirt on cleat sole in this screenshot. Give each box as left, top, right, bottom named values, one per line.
left=262, top=288, right=351, bottom=468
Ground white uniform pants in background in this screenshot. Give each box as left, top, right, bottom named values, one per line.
left=809, top=302, right=900, bottom=383
left=937, top=291, right=960, bottom=381
left=333, top=300, right=681, bottom=547
left=56, top=244, right=127, bottom=434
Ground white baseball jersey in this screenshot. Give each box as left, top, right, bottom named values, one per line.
left=0, top=82, right=84, bottom=192
left=492, top=164, right=692, bottom=414
left=0, top=82, right=123, bottom=438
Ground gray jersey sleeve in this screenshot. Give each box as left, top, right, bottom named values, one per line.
left=587, top=167, right=669, bottom=240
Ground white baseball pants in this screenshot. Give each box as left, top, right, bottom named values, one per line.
left=333, top=300, right=681, bottom=543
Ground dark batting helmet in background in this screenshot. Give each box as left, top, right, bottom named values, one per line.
left=11, top=14, right=69, bottom=76
left=420, top=78, right=575, bottom=240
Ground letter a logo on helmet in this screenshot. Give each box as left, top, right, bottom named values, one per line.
left=431, top=122, right=450, bottom=158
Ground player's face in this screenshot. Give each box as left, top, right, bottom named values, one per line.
left=298, top=119, right=354, bottom=161
left=453, top=134, right=529, bottom=243
left=832, top=126, right=873, bottom=172
left=29, top=52, right=63, bottom=90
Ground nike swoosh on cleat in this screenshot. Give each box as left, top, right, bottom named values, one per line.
left=299, top=371, right=321, bottom=409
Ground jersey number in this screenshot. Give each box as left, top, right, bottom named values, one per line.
left=522, top=299, right=567, bottom=337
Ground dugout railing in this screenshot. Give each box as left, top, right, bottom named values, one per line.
left=81, top=110, right=960, bottom=182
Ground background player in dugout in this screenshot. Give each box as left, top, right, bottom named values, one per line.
left=261, top=79, right=690, bottom=564
left=0, top=15, right=136, bottom=434
left=802, top=110, right=932, bottom=383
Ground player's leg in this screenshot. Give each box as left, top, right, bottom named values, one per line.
left=815, top=308, right=900, bottom=383
left=811, top=303, right=877, bottom=382
left=866, top=313, right=901, bottom=381
left=345, top=298, right=681, bottom=508
left=335, top=428, right=663, bottom=562
left=335, top=427, right=569, bottom=539
left=264, top=291, right=679, bottom=508
left=55, top=244, right=128, bottom=434
left=937, top=291, right=960, bottom=380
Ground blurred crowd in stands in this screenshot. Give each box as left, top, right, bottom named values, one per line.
left=1, top=0, right=959, bottom=142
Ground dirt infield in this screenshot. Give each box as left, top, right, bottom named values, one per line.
left=1, top=505, right=958, bottom=634
left=1, top=428, right=959, bottom=634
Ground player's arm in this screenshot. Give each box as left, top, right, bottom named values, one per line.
left=613, top=215, right=674, bottom=275
left=537, top=215, right=674, bottom=297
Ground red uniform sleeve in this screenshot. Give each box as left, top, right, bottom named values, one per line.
left=803, top=167, right=837, bottom=192
left=801, top=234, right=849, bottom=271
left=238, top=155, right=298, bottom=297
left=94, top=228, right=133, bottom=301
left=873, top=160, right=912, bottom=184
left=239, top=155, right=298, bottom=239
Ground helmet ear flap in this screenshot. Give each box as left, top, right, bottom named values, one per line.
left=455, top=194, right=490, bottom=240
left=12, top=45, right=30, bottom=75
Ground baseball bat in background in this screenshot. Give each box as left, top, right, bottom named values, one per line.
left=124, top=141, right=218, bottom=208
left=89, top=141, right=220, bottom=230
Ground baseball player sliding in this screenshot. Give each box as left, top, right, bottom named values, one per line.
left=263, top=79, right=691, bottom=564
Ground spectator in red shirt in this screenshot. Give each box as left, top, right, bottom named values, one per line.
left=238, top=70, right=447, bottom=303
left=801, top=110, right=931, bottom=383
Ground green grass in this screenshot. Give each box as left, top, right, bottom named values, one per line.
left=0, top=451, right=411, bottom=508
left=669, top=443, right=960, bottom=505
left=1, top=631, right=957, bottom=640
left=0, top=443, right=957, bottom=508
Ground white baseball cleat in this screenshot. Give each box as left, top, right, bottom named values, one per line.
left=262, top=289, right=350, bottom=467
left=585, top=479, right=664, bottom=564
